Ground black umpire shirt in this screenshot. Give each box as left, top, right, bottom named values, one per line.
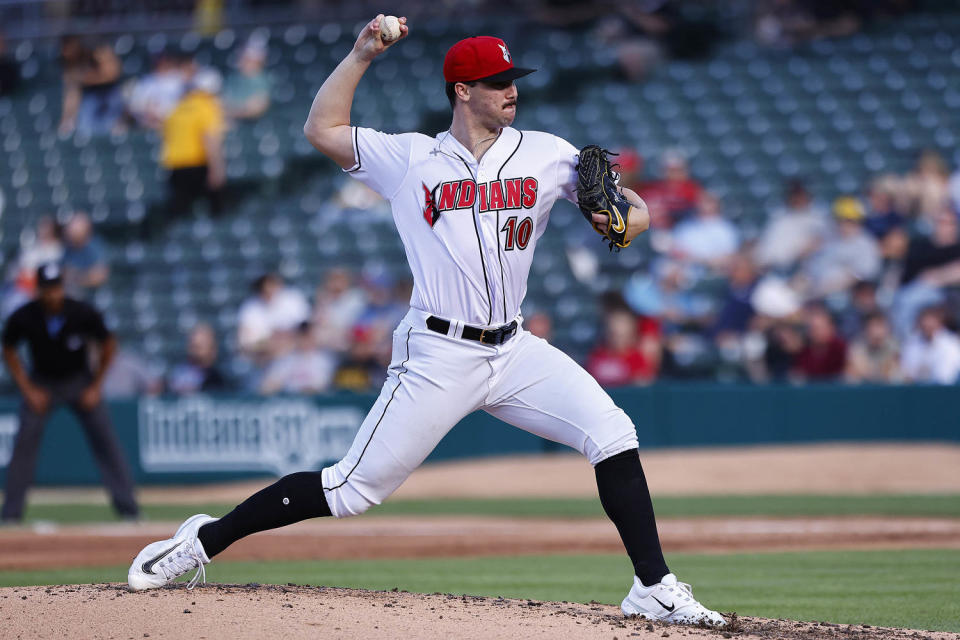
left=2, top=298, right=111, bottom=380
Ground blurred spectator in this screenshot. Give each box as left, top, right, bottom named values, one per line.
left=223, top=38, right=270, bottom=121
left=125, top=51, right=191, bottom=129
left=900, top=209, right=960, bottom=286
left=3, top=218, right=65, bottom=318
left=602, top=291, right=662, bottom=374
left=167, top=323, right=227, bottom=394
left=237, top=273, right=310, bottom=364
left=892, top=208, right=960, bottom=337
left=103, top=349, right=163, bottom=398
left=0, top=32, right=20, bottom=96
left=355, top=272, right=408, bottom=362
left=900, top=306, right=960, bottom=384
left=594, top=1, right=718, bottom=81
left=525, top=311, right=553, bottom=341
left=623, top=261, right=713, bottom=334
left=61, top=212, right=109, bottom=296
left=312, top=269, right=367, bottom=352
left=838, top=280, right=882, bottom=340
left=902, top=150, right=951, bottom=224
left=637, top=149, right=702, bottom=229
left=669, top=191, right=739, bottom=270
left=260, top=322, right=336, bottom=395
left=753, top=0, right=888, bottom=47
left=334, top=326, right=387, bottom=392
left=794, top=305, right=847, bottom=381
left=587, top=308, right=658, bottom=386
left=876, top=225, right=910, bottom=307
left=863, top=175, right=906, bottom=239
left=845, top=312, right=901, bottom=384
left=593, top=11, right=664, bottom=82
left=799, top=196, right=881, bottom=298
left=754, top=180, right=828, bottom=272
left=58, top=35, right=123, bottom=136
left=712, top=253, right=758, bottom=341
left=754, top=0, right=817, bottom=47
left=613, top=149, right=644, bottom=193
left=161, top=68, right=226, bottom=219
left=332, top=178, right=391, bottom=222
left=17, top=217, right=64, bottom=278
left=760, top=320, right=804, bottom=382
left=950, top=165, right=960, bottom=215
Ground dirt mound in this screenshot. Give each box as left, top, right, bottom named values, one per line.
left=2, top=584, right=956, bottom=640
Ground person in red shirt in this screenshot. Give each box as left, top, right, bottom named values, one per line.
left=614, top=148, right=645, bottom=193
left=637, top=149, right=702, bottom=230
left=794, top=304, right=847, bottom=381
left=587, top=308, right=659, bottom=386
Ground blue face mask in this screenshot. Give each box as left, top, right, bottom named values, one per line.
left=46, top=315, right=65, bottom=336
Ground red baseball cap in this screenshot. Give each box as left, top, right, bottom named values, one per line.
left=443, top=36, right=535, bottom=84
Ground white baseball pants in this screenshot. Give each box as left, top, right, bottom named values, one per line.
left=321, top=307, right=639, bottom=518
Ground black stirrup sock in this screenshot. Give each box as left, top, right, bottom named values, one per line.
left=197, top=471, right=332, bottom=558
left=595, top=448, right=670, bottom=586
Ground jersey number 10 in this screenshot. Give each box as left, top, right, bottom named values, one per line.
left=501, top=216, right=533, bottom=251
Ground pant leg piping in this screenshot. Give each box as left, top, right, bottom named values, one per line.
left=322, top=326, right=413, bottom=492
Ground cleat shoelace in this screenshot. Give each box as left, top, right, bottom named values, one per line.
left=666, top=581, right=719, bottom=624
left=155, top=542, right=206, bottom=590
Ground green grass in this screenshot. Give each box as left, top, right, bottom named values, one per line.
left=2, top=550, right=958, bottom=632
left=18, top=493, right=960, bottom=523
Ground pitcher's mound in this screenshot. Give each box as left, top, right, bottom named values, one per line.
left=3, top=583, right=956, bottom=640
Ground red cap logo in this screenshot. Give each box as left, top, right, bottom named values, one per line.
left=443, top=36, right=535, bottom=84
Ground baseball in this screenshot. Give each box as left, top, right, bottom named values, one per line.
left=379, top=15, right=401, bottom=43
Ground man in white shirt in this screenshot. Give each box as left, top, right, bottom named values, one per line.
left=259, top=322, right=337, bottom=394
left=901, top=306, right=960, bottom=384
left=754, top=180, right=828, bottom=271
left=669, top=191, right=739, bottom=270
left=126, top=52, right=188, bottom=129
left=237, top=272, right=310, bottom=362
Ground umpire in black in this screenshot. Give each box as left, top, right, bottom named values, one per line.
left=1, top=263, right=138, bottom=521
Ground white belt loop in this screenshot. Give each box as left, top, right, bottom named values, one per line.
left=446, top=320, right=458, bottom=339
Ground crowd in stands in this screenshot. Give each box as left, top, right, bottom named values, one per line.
left=589, top=147, right=960, bottom=387
left=2, top=6, right=959, bottom=394
left=4, top=146, right=960, bottom=393
left=233, top=268, right=409, bottom=395
left=753, top=0, right=918, bottom=48
left=0, top=215, right=416, bottom=396
left=52, top=32, right=271, bottom=231
left=56, top=32, right=271, bottom=137
left=2, top=212, right=109, bottom=318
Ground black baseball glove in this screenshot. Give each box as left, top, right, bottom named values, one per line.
left=576, top=145, right=633, bottom=250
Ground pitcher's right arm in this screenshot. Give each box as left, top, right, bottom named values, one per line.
left=303, top=15, right=408, bottom=169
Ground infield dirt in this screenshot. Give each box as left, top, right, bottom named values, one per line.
left=3, top=583, right=959, bottom=640
left=21, top=442, right=960, bottom=505
left=3, top=515, right=959, bottom=570
left=4, top=444, right=959, bottom=638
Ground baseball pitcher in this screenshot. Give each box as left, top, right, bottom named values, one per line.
left=128, top=15, right=725, bottom=625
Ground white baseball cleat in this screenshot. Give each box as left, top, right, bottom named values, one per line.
left=621, top=573, right=727, bottom=626
left=128, top=514, right=217, bottom=591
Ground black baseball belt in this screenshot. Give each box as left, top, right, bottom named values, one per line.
left=426, top=315, right=518, bottom=346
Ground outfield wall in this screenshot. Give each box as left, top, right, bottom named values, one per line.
left=0, top=384, right=957, bottom=486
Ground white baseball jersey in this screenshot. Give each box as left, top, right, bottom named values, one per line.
left=344, top=125, right=579, bottom=326
left=320, top=125, right=638, bottom=519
